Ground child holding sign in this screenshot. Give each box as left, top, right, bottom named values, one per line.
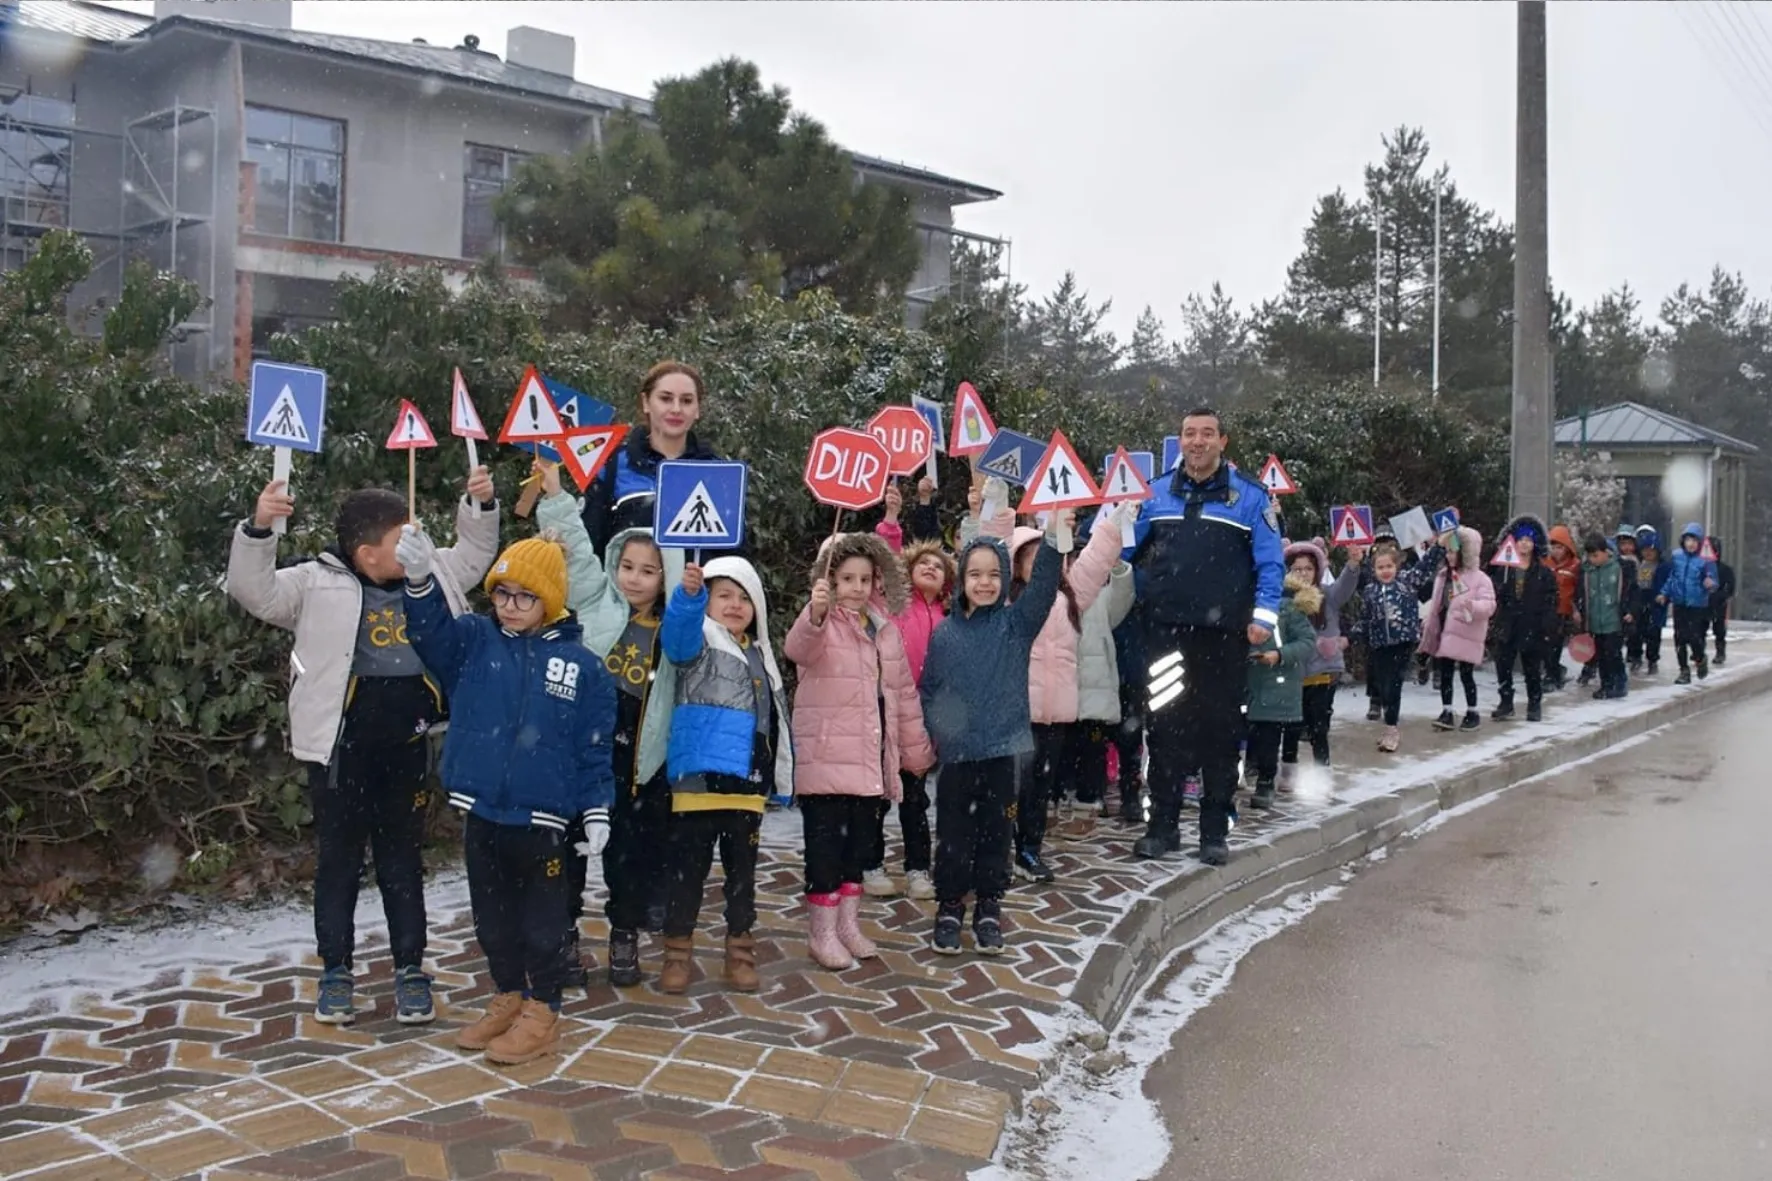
left=785, top=533, right=934, bottom=970
left=226, top=468, right=498, bottom=1027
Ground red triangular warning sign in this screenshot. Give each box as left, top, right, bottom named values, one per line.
left=498, top=365, right=567, bottom=444
left=556, top=424, right=629, bottom=493
left=1490, top=535, right=1527, bottom=568
left=949, top=381, right=998, bottom=458
left=385, top=399, right=437, bottom=450
left=1257, top=453, right=1298, bottom=495
left=1100, top=446, right=1154, bottom=504
left=1019, top=430, right=1102, bottom=512
left=1700, top=538, right=1718, bottom=562
left=451, top=368, right=487, bottom=440
left=1331, top=505, right=1374, bottom=546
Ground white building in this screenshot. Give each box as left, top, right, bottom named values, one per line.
left=0, top=0, right=1002, bottom=376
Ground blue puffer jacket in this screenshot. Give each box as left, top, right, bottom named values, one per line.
left=1661, top=522, right=1718, bottom=609
left=404, top=580, right=615, bottom=831
left=920, top=534, right=1062, bottom=764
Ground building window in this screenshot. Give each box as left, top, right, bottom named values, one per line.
left=0, top=96, right=76, bottom=233
left=245, top=105, right=343, bottom=242
left=462, top=143, right=527, bottom=260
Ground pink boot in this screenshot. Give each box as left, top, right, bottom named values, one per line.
left=836, top=883, right=879, bottom=960
left=806, top=894, right=855, bottom=971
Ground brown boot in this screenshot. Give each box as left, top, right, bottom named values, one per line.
left=484, top=998, right=560, bottom=1066
left=724, top=932, right=760, bottom=993
left=455, top=991, right=524, bottom=1051
left=659, top=935, right=694, bottom=995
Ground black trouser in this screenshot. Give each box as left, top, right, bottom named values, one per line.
left=1494, top=640, right=1545, bottom=706
left=1246, top=720, right=1285, bottom=784
left=1672, top=605, right=1709, bottom=670
left=1711, top=604, right=1729, bottom=656
left=1017, top=722, right=1076, bottom=855
left=935, top=757, right=1016, bottom=904
left=893, top=770, right=933, bottom=874
left=463, top=813, right=573, bottom=1006
left=601, top=770, right=672, bottom=933
left=1073, top=722, right=1110, bottom=805
left=1435, top=657, right=1478, bottom=709
left=663, top=806, right=761, bottom=939
left=800, top=794, right=882, bottom=896
left=1145, top=625, right=1248, bottom=846
left=308, top=735, right=429, bottom=974
left=1112, top=683, right=1146, bottom=799
left=1628, top=612, right=1662, bottom=666
left=1282, top=682, right=1336, bottom=765
left=1368, top=642, right=1414, bottom=726
left=1595, top=632, right=1628, bottom=695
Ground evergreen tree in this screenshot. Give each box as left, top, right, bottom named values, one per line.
left=1025, top=271, right=1121, bottom=394
left=1177, top=282, right=1255, bottom=408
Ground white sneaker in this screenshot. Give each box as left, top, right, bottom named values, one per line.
left=862, top=867, right=899, bottom=898
left=906, top=870, right=936, bottom=900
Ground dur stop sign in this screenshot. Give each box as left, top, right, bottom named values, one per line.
left=804, top=426, right=892, bottom=510
left=866, top=406, right=934, bottom=477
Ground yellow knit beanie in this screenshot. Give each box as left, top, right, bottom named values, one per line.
left=484, top=537, right=569, bottom=621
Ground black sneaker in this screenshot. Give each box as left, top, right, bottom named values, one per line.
left=1133, top=827, right=1182, bottom=860
left=608, top=929, right=642, bottom=988
left=1526, top=701, right=1543, bottom=723
left=1492, top=699, right=1515, bottom=721
left=1013, top=849, right=1055, bottom=884
left=1433, top=709, right=1456, bottom=731
left=1675, top=669, right=1692, bottom=685
left=1460, top=711, right=1481, bottom=731
left=1647, top=661, right=1659, bottom=677
left=1628, top=660, right=1642, bottom=675
left=1248, top=781, right=1276, bottom=811
left=1696, top=657, right=1709, bottom=681
left=932, top=905, right=964, bottom=956
left=972, top=914, right=1005, bottom=957
left=1714, top=647, right=1727, bottom=666
left=1366, top=701, right=1381, bottom=722
left=1198, top=840, right=1230, bottom=867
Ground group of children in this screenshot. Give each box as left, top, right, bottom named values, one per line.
left=229, top=373, right=1742, bottom=1065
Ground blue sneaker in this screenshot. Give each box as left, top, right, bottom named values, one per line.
left=394, top=966, right=435, bottom=1025
left=315, top=967, right=355, bottom=1025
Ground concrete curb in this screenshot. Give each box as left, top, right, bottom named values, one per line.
left=1072, top=661, right=1772, bottom=1030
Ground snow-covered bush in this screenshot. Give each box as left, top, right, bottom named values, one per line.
left=1556, top=449, right=1625, bottom=543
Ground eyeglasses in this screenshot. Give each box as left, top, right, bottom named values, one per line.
left=491, top=587, right=540, bottom=610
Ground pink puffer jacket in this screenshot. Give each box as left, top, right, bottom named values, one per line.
left=784, top=603, right=935, bottom=800
left=892, top=593, right=945, bottom=685
left=1419, top=526, right=1497, bottom=665
left=1000, top=520, right=1125, bottom=726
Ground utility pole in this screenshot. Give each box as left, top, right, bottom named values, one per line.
left=1373, top=198, right=1382, bottom=388
left=1432, top=178, right=1442, bottom=398
left=1511, top=0, right=1554, bottom=522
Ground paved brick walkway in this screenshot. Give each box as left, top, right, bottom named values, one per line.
left=4, top=645, right=1763, bottom=1180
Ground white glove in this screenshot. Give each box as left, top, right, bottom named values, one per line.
left=395, top=523, right=436, bottom=583
left=580, top=808, right=610, bottom=858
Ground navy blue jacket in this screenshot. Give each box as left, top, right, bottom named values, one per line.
left=1124, top=461, right=1286, bottom=633
left=1661, top=523, right=1718, bottom=609
left=580, top=426, right=723, bottom=557
left=920, top=534, right=1061, bottom=764
left=405, top=579, right=615, bottom=831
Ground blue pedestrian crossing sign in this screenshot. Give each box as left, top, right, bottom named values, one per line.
left=1431, top=506, right=1461, bottom=535
left=1162, top=435, right=1181, bottom=475
left=532, top=385, right=616, bottom=464
left=977, top=429, right=1046, bottom=486
left=655, top=460, right=747, bottom=550
left=246, top=361, right=327, bottom=453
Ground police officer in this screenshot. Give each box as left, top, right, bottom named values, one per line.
left=1125, top=407, right=1284, bottom=865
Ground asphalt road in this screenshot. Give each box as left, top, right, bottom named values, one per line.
left=1148, top=696, right=1772, bottom=1181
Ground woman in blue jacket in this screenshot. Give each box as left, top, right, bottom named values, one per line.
left=580, top=361, right=727, bottom=556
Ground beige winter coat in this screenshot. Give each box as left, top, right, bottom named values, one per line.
left=226, top=498, right=500, bottom=764
left=1076, top=559, right=1135, bottom=722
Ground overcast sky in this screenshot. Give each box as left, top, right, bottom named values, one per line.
left=120, top=0, right=1772, bottom=341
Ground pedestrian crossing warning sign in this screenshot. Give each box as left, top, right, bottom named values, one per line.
left=667, top=483, right=725, bottom=536
left=1491, top=535, right=1527, bottom=568
left=1330, top=504, right=1375, bottom=546
left=254, top=386, right=311, bottom=445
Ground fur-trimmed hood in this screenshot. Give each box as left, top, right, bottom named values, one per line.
left=814, top=531, right=907, bottom=615
left=1501, top=514, right=1548, bottom=554
left=1451, top=525, right=1484, bottom=573
left=1284, top=571, right=1324, bottom=617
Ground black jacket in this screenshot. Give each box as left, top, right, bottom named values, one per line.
left=580, top=426, right=723, bottom=557
left=1492, top=562, right=1561, bottom=650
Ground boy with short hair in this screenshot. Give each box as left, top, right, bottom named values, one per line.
left=227, top=470, right=498, bottom=1025
left=398, top=527, right=616, bottom=1066
left=656, top=556, right=791, bottom=995
left=1575, top=534, right=1640, bottom=700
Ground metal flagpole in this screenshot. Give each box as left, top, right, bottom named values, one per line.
left=1432, top=178, right=1442, bottom=398
left=1373, top=198, right=1382, bottom=388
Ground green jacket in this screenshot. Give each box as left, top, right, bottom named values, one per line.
left=537, top=491, right=684, bottom=786
left=1245, top=591, right=1316, bottom=724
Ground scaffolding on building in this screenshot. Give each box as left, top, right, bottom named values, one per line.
left=121, top=102, right=218, bottom=366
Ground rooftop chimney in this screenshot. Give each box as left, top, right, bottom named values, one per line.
left=153, top=0, right=294, bottom=31
left=505, top=26, right=575, bottom=77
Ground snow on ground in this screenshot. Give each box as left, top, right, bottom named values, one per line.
left=974, top=884, right=1347, bottom=1181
